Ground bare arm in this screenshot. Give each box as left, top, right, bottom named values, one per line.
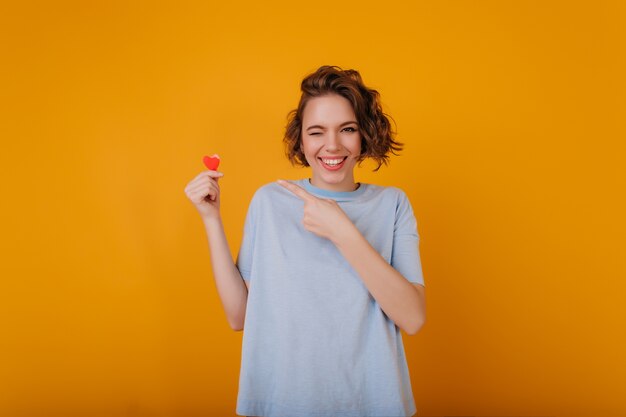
left=184, top=170, right=249, bottom=331
left=276, top=179, right=426, bottom=335
left=333, top=227, right=426, bottom=335
left=203, top=216, right=249, bottom=331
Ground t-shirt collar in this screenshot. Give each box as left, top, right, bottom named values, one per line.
left=300, top=178, right=367, bottom=201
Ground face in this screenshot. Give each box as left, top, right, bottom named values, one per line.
left=301, top=94, right=362, bottom=192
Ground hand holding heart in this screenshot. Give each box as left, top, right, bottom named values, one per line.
left=277, top=180, right=356, bottom=244
left=184, top=154, right=224, bottom=221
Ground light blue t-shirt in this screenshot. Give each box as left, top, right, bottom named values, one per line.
left=235, top=178, right=425, bottom=417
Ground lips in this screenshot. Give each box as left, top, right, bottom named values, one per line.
left=318, top=156, right=347, bottom=171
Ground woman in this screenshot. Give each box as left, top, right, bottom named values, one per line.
left=184, top=65, right=426, bottom=417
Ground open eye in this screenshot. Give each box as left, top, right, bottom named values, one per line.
left=343, top=127, right=357, bottom=132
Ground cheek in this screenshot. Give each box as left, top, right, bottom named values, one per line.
left=350, top=135, right=362, bottom=155
left=301, top=139, right=312, bottom=155
left=301, top=139, right=316, bottom=163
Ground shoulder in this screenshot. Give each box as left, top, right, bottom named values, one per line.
left=246, top=181, right=291, bottom=209
left=251, top=181, right=284, bottom=200
left=385, top=185, right=409, bottom=199
left=370, top=184, right=415, bottom=220
left=365, top=183, right=409, bottom=203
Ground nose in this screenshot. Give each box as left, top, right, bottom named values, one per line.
left=324, top=131, right=342, bottom=152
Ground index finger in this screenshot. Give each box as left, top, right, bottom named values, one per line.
left=277, top=179, right=316, bottom=201
left=197, top=170, right=224, bottom=179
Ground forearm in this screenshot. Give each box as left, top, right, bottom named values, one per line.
left=333, top=225, right=425, bottom=335
left=202, top=216, right=248, bottom=331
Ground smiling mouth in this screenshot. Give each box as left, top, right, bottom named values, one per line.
left=318, top=156, right=348, bottom=170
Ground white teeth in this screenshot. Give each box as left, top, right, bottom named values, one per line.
left=321, top=158, right=345, bottom=166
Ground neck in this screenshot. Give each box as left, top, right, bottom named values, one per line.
left=309, top=177, right=359, bottom=192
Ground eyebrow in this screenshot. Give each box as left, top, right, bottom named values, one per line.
left=306, top=121, right=358, bottom=131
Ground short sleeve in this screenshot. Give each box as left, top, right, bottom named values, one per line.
left=236, top=192, right=259, bottom=282
left=391, top=190, right=425, bottom=286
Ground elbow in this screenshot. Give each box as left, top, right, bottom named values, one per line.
left=228, top=304, right=247, bottom=331
left=404, top=317, right=426, bottom=336
left=229, top=319, right=245, bottom=332
left=228, top=317, right=245, bottom=332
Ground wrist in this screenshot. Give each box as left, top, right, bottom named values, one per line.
left=202, top=215, right=222, bottom=227
left=331, top=222, right=361, bottom=249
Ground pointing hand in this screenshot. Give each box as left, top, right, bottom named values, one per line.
left=277, top=180, right=356, bottom=244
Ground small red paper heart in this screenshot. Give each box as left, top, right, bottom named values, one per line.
left=202, top=154, right=220, bottom=170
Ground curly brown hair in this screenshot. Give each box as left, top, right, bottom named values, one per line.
left=283, top=65, right=403, bottom=172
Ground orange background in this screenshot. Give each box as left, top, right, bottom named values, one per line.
left=1, top=1, right=625, bottom=416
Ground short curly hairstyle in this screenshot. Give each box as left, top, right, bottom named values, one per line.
left=283, top=65, right=403, bottom=172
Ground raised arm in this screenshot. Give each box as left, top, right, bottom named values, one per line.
left=202, top=216, right=249, bottom=331
left=185, top=169, right=248, bottom=331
